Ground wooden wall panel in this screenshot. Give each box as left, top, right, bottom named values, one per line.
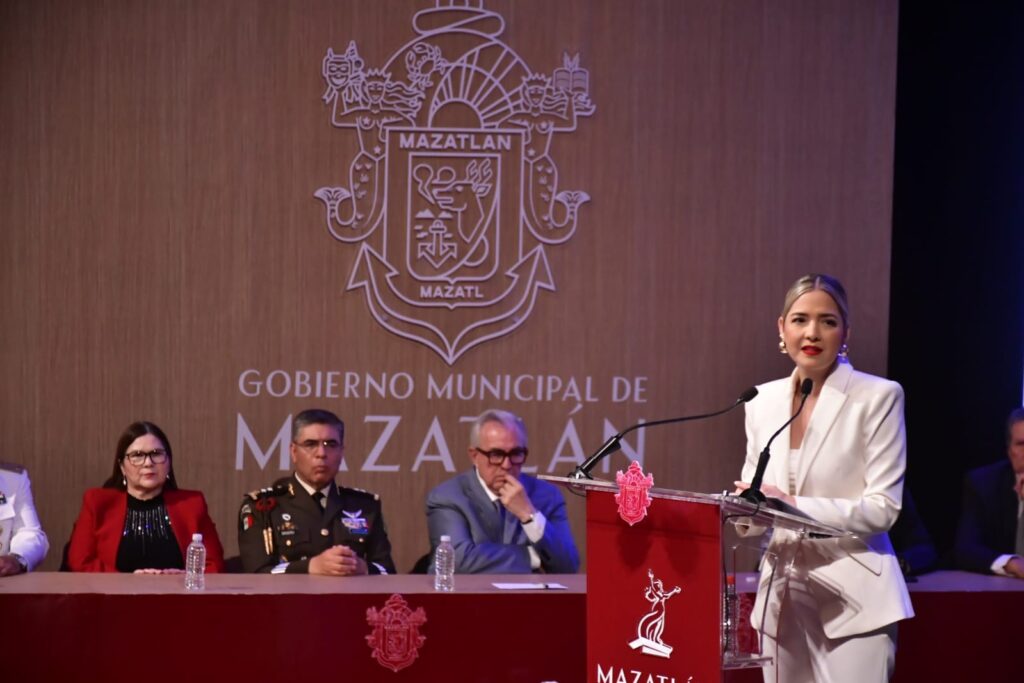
left=0, top=0, right=898, bottom=572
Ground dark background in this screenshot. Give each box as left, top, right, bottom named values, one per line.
left=890, top=0, right=1024, bottom=561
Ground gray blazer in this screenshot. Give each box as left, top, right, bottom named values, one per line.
left=426, top=469, right=579, bottom=574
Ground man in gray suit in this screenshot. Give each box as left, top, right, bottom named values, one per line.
left=426, top=409, right=579, bottom=574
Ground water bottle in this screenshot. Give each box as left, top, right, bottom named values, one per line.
left=722, top=574, right=738, bottom=659
left=185, top=533, right=206, bottom=591
left=433, top=534, right=455, bottom=592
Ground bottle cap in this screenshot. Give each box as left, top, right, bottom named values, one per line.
left=192, top=533, right=203, bottom=542
left=440, top=534, right=451, bottom=542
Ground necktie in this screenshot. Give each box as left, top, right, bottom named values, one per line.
left=494, top=499, right=506, bottom=524
left=313, top=491, right=326, bottom=509
left=1015, top=504, right=1024, bottom=556
left=498, top=500, right=524, bottom=544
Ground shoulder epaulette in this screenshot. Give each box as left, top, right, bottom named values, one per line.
left=245, top=481, right=293, bottom=501
left=341, top=485, right=380, bottom=501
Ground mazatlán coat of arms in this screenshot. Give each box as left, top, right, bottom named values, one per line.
left=615, top=460, right=654, bottom=526
left=365, top=593, right=428, bottom=672
left=314, top=0, right=595, bottom=364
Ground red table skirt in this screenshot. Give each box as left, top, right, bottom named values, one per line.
left=0, top=573, right=584, bottom=683
left=2, top=571, right=1020, bottom=682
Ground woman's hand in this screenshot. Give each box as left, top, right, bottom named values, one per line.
left=733, top=481, right=796, bottom=507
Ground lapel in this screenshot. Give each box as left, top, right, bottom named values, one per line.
left=102, top=490, right=129, bottom=567
left=996, top=463, right=1020, bottom=544
left=462, top=469, right=505, bottom=541
left=324, top=481, right=344, bottom=523
left=794, top=362, right=852, bottom=494
left=764, top=374, right=796, bottom=492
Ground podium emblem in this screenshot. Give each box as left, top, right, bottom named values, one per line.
left=615, top=460, right=654, bottom=526
left=629, top=569, right=682, bottom=659
left=365, top=593, right=427, bottom=672
left=314, top=1, right=595, bottom=364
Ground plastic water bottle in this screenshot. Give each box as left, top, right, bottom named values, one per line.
left=185, top=533, right=206, bottom=591
left=722, top=574, right=739, bottom=659
left=433, top=534, right=455, bottom=592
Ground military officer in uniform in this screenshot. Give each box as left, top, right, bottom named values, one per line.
left=0, top=462, right=49, bottom=576
left=238, top=409, right=395, bottom=575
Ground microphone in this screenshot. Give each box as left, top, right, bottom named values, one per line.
left=569, top=386, right=759, bottom=480
left=739, top=378, right=813, bottom=504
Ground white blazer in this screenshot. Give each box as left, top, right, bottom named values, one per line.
left=741, top=361, right=914, bottom=639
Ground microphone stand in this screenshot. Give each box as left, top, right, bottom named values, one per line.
left=739, top=378, right=813, bottom=504
left=569, top=388, right=758, bottom=480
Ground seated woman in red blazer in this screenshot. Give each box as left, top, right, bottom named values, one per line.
left=68, top=421, right=225, bottom=573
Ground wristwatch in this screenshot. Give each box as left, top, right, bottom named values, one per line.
left=10, top=553, right=27, bottom=573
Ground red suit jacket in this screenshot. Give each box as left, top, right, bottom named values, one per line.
left=68, top=488, right=225, bottom=572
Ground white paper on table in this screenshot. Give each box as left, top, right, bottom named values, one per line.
left=492, top=582, right=568, bottom=590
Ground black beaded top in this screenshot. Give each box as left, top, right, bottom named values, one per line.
left=115, top=493, right=184, bottom=572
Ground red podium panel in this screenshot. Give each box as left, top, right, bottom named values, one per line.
left=544, top=474, right=846, bottom=683
left=587, top=487, right=723, bottom=682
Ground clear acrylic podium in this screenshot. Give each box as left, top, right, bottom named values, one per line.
left=542, top=474, right=848, bottom=683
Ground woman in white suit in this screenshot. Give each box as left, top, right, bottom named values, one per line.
left=734, top=274, right=914, bottom=682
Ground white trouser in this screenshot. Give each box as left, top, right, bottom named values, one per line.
left=761, top=574, right=897, bottom=683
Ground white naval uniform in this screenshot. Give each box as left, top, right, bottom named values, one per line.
left=0, top=464, right=49, bottom=571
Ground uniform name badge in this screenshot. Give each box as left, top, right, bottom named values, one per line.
left=341, top=509, right=369, bottom=535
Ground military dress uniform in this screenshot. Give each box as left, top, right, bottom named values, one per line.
left=0, top=462, right=49, bottom=572
left=238, top=474, right=395, bottom=574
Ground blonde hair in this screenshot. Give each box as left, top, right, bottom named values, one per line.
left=781, top=273, right=850, bottom=329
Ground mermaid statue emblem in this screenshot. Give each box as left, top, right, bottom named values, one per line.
left=629, top=569, right=682, bottom=659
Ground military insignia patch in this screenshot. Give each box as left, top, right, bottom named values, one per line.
left=342, top=509, right=369, bottom=535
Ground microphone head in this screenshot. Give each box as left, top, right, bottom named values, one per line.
left=800, top=378, right=813, bottom=396
left=738, top=386, right=759, bottom=403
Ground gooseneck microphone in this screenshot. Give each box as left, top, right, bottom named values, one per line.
left=739, top=378, right=813, bottom=504
left=569, top=386, right=759, bottom=480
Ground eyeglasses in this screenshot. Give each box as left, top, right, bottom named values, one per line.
left=474, top=447, right=528, bottom=466
left=123, top=449, right=168, bottom=466
left=294, top=439, right=342, bottom=452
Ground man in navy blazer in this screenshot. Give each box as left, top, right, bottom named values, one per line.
left=426, top=409, right=579, bottom=574
left=954, top=406, right=1024, bottom=578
